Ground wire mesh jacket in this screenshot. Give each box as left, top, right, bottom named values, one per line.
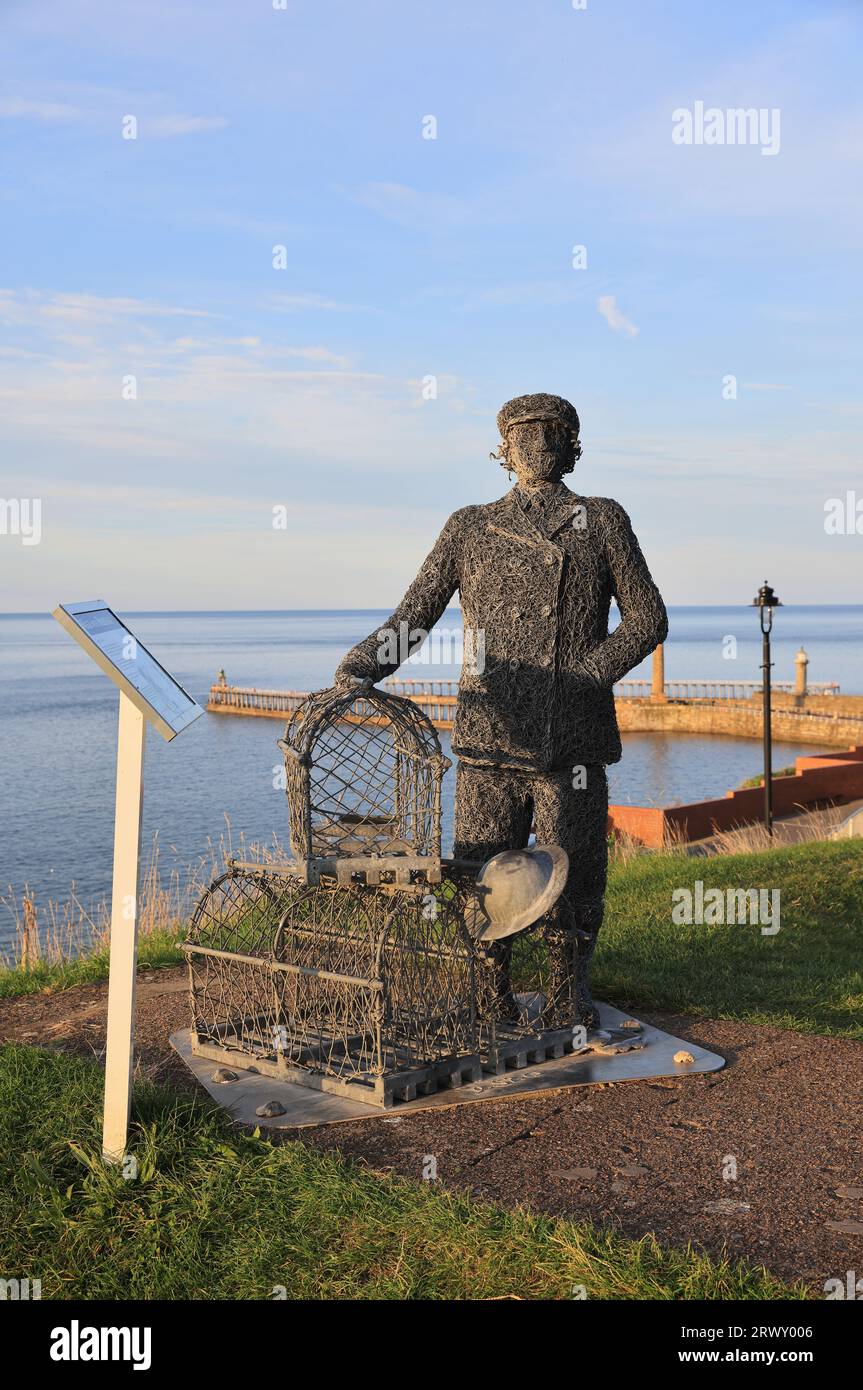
left=336, top=485, right=668, bottom=771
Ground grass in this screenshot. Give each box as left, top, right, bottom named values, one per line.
left=0, top=827, right=275, bottom=994
left=2, top=839, right=862, bottom=1039
left=3, top=839, right=855, bottom=1301
left=0, top=1043, right=806, bottom=1301
left=0, top=929, right=183, bottom=999
left=598, top=838, right=863, bottom=1038
left=738, top=765, right=796, bottom=789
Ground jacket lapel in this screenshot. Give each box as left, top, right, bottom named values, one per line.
left=546, top=495, right=587, bottom=542
left=485, top=488, right=547, bottom=545
left=488, top=487, right=587, bottom=547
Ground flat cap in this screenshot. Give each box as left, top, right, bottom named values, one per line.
left=497, top=392, right=580, bottom=437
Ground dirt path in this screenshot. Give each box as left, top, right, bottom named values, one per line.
left=2, top=966, right=861, bottom=1291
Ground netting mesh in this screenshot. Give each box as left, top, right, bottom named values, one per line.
left=281, top=685, right=448, bottom=866
left=185, top=866, right=476, bottom=1083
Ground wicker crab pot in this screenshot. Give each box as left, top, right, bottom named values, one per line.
left=280, top=681, right=449, bottom=887
left=182, top=684, right=576, bottom=1107
left=184, top=861, right=480, bottom=1106
left=183, top=685, right=483, bottom=1107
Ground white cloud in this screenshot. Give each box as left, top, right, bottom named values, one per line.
left=266, top=293, right=364, bottom=313
left=0, top=97, right=81, bottom=122
left=356, top=181, right=475, bottom=230
left=0, top=289, right=217, bottom=326
left=0, top=286, right=482, bottom=490
left=573, top=17, right=863, bottom=246
left=146, top=114, right=229, bottom=138
left=597, top=295, right=639, bottom=338
left=165, top=337, right=348, bottom=365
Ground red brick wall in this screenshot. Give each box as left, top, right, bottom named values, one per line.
left=608, top=746, right=863, bottom=847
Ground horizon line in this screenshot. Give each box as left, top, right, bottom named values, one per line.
left=3, top=603, right=863, bottom=619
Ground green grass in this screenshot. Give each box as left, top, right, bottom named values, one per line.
left=0, top=1043, right=806, bottom=1301
left=598, top=838, right=863, bottom=1038
left=738, top=765, right=796, bottom=789
left=2, top=840, right=862, bottom=1040
left=0, top=929, right=184, bottom=999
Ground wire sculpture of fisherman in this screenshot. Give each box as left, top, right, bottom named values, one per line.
left=335, top=393, right=667, bottom=1029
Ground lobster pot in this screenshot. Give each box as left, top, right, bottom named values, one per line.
left=280, top=685, right=450, bottom=885
left=183, top=864, right=481, bottom=1108
left=185, top=865, right=285, bottom=1061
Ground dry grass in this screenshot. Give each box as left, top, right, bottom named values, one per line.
left=696, top=802, right=858, bottom=856
left=610, top=803, right=860, bottom=863
left=0, top=817, right=289, bottom=973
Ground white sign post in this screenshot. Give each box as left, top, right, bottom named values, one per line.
left=52, top=601, right=204, bottom=1162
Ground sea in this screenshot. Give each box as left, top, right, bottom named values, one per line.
left=2, top=605, right=861, bottom=954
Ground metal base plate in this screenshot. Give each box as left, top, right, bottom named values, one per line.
left=170, top=1002, right=725, bottom=1130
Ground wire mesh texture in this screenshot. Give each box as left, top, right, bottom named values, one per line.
left=183, top=863, right=477, bottom=1095
left=279, top=684, right=450, bottom=876
left=184, top=689, right=578, bottom=1100
left=475, top=930, right=572, bottom=1047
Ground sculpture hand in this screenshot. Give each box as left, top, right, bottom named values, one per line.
left=333, top=669, right=375, bottom=695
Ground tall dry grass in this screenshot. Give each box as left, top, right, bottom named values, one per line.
left=608, top=802, right=855, bottom=863
left=1, top=816, right=289, bottom=972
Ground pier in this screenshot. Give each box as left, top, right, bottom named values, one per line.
left=205, top=648, right=863, bottom=747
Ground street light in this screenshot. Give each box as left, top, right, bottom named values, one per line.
left=751, top=581, right=782, bottom=835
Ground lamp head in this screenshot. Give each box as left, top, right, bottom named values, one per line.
left=751, top=581, right=781, bottom=609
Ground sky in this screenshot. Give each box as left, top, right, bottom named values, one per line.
left=1, top=0, right=861, bottom=610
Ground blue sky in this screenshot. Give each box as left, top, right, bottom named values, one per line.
left=1, top=0, right=861, bottom=610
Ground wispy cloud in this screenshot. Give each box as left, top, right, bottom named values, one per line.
left=597, top=295, right=639, bottom=338
left=0, top=90, right=227, bottom=138
left=0, top=289, right=217, bottom=326
left=145, top=114, right=229, bottom=138
left=266, top=293, right=366, bottom=313
left=0, top=285, right=480, bottom=491
left=0, top=97, right=81, bottom=122
left=356, top=182, right=475, bottom=230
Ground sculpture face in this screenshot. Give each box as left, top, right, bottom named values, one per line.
left=507, top=419, right=573, bottom=485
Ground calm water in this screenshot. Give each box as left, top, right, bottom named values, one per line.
left=3, top=605, right=860, bottom=952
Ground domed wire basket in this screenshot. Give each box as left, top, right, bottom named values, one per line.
left=279, top=684, right=451, bottom=886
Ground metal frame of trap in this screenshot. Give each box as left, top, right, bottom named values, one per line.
left=183, top=860, right=484, bottom=1108
left=182, top=684, right=584, bottom=1108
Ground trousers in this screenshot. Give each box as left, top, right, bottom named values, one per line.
left=452, top=761, right=609, bottom=1029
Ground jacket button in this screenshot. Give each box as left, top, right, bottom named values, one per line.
left=541, top=604, right=552, bottom=617
left=539, top=655, right=552, bottom=667
left=544, top=553, right=555, bottom=565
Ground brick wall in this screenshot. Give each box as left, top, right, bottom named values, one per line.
left=608, top=746, right=863, bottom=847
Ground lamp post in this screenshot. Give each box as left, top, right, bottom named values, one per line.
left=751, top=581, right=782, bottom=835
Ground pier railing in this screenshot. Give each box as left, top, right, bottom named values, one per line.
left=385, top=677, right=840, bottom=700
left=613, top=678, right=839, bottom=699
left=207, top=685, right=309, bottom=716
left=207, top=675, right=847, bottom=735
